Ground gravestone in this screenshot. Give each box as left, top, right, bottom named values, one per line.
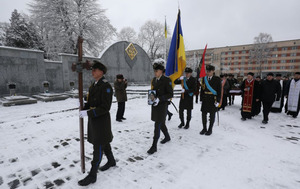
left=0, top=83, right=37, bottom=106
left=32, top=81, right=69, bottom=102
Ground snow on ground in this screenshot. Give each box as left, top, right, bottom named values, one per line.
left=0, top=86, right=300, bottom=189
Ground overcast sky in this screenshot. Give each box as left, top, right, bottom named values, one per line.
left=1, top=0, right=300, bottom=50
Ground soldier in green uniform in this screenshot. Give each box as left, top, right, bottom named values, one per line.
left=78, top=61, right=116, bottom=186
left=147, top=62, right=174, bottom=154
left=174, top=67, right=197, bottom=129
left=200, top=65, right=221, bottom=136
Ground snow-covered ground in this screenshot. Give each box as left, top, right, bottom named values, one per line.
left=0, top=86, right=300, bottom=189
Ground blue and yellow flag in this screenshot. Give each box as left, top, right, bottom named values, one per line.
left=165, top=10, right=186, bottom=88
left=164, top=17, right=167, bottom=39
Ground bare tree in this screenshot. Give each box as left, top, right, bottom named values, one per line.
left=29, top=0, right=116, bottom=59
left=137, top=20, right=165, bottom=61
left=249, top=33, right=274, bottom=77
left=117, top=27, right=137, bottom=42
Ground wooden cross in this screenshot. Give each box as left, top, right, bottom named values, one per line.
left=71, top=36, right=92, bottom=173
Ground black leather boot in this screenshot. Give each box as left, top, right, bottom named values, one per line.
left=147, top=139, right=158, bottom=154
left=184, top=120, right=190, bottom=129
left=161, top=132, right=171, bottom=144
left=205, top=124, right=214, bottom=136
left=100, top=153, right=116, bottom=171
left=78, top=166, right=97, bottom=186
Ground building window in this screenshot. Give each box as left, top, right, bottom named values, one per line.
left=281, top=54, right=287, bottom=57
left=272, top=66, right=276, bottom=69
left=228, top=52, right=232, bottom=55
left=241, top=68, right=244, bottom=71
left=290, top=66, right=295, bottom=69
left=272, top=54, right=278, bottom=57
left=290, top=59, right=295, bottom=63
left=272, top=60, right=277, bottom=64
left=242, top=50, right=246, bottom=54
left=228, top=57, right=232, bottom=60
left=281, top=60, right=286, bottom=63
left=235, top=51, right=239, bottom=54
left=221, top=52, right=225, bottom=55
left=228, top=62, right=231, bottom=65
left=282, top=47, right=288, bottom=51
left=241, top=62, right=245, bottom=65
left=273, top=48, right=278, bottom=51
left=292, top=46, right=298, bottom=50
left=290, top=53, right=297, bottom=57
left=235, top=62, right=238, bottom=65
left=234, top=57, right=238, bottom=60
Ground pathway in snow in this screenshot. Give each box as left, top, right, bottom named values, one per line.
left=0, top=91, right=300, bottom=189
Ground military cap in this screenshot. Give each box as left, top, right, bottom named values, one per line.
left=153, top=63, right=164, bottom=70
left=275, top=73, right=282, bottom=77
left=295, top=72, right=300, bottom=75
left=206, top=65, right=215, bottom=71
left=92, top=60, right=107, bottom=74
left=184, top=67, right=193, bottom=73
left=267, top=72, right=274, bottom=76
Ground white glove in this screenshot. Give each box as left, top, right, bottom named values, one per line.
left=153, top=98, right=160, bottom=106
left=215, top=102, right=220, bottom=107
left=198, top=78, right=202, bottom=82
left=79, top=110, right=88, bottom=118
left=179, top=76, right=184, bottom=80
left=148, top=99, right=154, bottom=105
left=181, top=89, right=185, bottom=93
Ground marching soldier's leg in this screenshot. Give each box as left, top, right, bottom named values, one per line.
left=160, top=122, right=171, bottom=144
left=205, top=112, right=216, bottom=136
left=184, top=109, right=192, bottom=129
left=78, top=144, right=103, bottom=186
left=147, top=122, right=160, bottom=154
left=178, top=108, right=185, bottom=128
left=100, top=143, right=116, bottom=171
left=200, top=111, right=208, bottom=135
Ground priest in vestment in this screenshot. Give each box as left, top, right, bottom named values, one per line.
left=285, top=72, right=300, bottom=118
left=241, top=72, right=261, bottom=120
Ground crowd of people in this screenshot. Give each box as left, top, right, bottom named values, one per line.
left=77, top=60, right=300, bottom=186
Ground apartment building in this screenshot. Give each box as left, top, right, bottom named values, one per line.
left=186, top=39, right=300, bottom=77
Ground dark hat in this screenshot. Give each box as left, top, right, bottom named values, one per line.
left=267, top=72, right=274, bottom=76
left=206, top=65, right=215, bottom=71
left=116, top=74, right=124, bottom=79
left=275, top=73, right=282, bottom=77
left=184, top=67, right=193, bottom=73
left=153, top=63, right=164, bottom=70
left=247, top=72, right=254, bottom=76
left=256, top=76, right=261, bottom=79
left=92, top=60, right=107, bottom=74
left=295, top=72, right=300, bottom=75
left=220, top=74, right=224, bottom=78
left=228, top=74, right=233, bottom=77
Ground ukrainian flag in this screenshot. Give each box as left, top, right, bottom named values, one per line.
left=165, top=10, right=186, bottom=88
left=164, top=18, right=167, bottom=39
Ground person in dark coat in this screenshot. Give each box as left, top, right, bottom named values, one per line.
left=260, top=72, right=281, bottom=124
left=147, top=63, right=173, bottom=154
left=195, top=67, right=201, bottom=103
left=285, top=72, right=300, bottom=118
left=78, top=61, right=116, bottom=186
left=254, top=75, right=262, bottom=116
left=227, top=74, right=238, bottom=105
left=174, top=67, right=197, bottom=129
left=270, top=74, right=284, bottom=113
left=241, top=72, right=261, bottom=120
left=199, top=65, right=221, bottom=136
left=114, top=74, right=127, bottom=122
left=220, top=74, right=230, bottom=110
